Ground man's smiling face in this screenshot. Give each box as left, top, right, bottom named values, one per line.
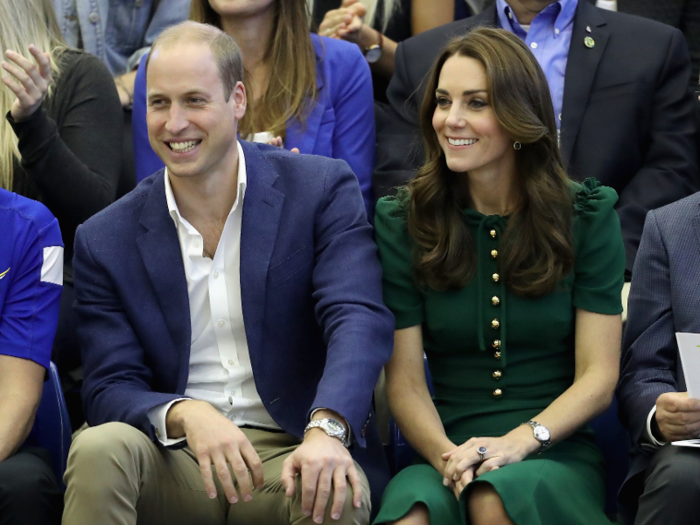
left=146, top=41, right=246, bottom=183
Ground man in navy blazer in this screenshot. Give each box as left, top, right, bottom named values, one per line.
left=617, top=192, right=700, bottom=524
left=373, top=0, right=699, bottom=276
left=63, top=21, right=393, bottom=525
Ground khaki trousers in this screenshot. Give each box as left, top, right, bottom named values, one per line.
left=62, top=422, right=370, bottom=525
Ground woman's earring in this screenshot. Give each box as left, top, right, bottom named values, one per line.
left=513, top=141, right=522, bottom=150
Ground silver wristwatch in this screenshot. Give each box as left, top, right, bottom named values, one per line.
left=304, top=418, right=349, bottom=447
left=525, top=420, right=551, bottom=451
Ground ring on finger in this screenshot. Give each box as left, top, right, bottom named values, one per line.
left=477, top=446, right=487, bottom=463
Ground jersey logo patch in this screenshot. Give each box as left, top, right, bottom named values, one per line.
left=0, top=267, right=9, bottom=279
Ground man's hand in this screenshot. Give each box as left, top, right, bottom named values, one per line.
left=654, top=392, right=700, bottom=442
left=281, top=426, right=362, bottom=523
left=166, top=400, right=264, bottom=504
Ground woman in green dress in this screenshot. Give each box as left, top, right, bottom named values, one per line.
left=373, top=28, right=625, bottom=525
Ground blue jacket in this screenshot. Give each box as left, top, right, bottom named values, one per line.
left=132, top=34, right=376, bottom=214
left=73, top=141, right=392, bottom=504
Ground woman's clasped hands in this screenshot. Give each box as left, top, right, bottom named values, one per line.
left=441, top=429, right=539, bottom=500
left=1, top=45, right=52, bottom=122
left=318, top=0, right=366, bottom=43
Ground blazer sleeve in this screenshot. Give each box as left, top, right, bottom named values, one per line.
left=372, top=39, right=425, bottom=200
left=73, top=224, right=187, bottom=445
left=328, top=43, right=376, bottom=216
left=617, top=209, right=679, bottom=446
left=615, top=28, right=700, bottom=274
left=308, top=159, right=395, bottom=446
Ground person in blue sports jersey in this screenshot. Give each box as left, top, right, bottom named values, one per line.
left=0, top=188, right=63, bottom=524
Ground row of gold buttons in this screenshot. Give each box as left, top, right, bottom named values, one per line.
left=490, top=229, right=503, bottom=397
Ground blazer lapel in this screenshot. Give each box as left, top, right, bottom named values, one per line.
left=560, top=1, right=610, bottom=166
left=136, top=172, right=191, bottom=382
left=239, top=143, right=285, bottom=356
left=284, top=38, right=326, bottom=154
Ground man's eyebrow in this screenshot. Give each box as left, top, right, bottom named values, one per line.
left=435, top=88, right=488, bottom=96
left=147, top=90, right=209, bottom=101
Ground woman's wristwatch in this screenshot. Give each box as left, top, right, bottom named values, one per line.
left=363, top=30, right=383, bottom=64
left=525, top=420, right=551, bottom=452
left=304, top=418, right=350, bottom=447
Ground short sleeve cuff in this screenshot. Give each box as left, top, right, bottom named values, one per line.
left=147, top=398, right=190, bottom=447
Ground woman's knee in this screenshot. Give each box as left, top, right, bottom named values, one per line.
left=468, top=483, right=513, bottom=525
left=390, top=502, right=429, bottom=525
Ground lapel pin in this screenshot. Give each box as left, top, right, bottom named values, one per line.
left=584, top=36, right=595, bottom=48
left=586, top=25, right=592, bottom=33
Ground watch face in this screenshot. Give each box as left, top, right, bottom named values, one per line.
left=534, top=425, right=550, bottom=442
left=365, top=46, right=382, bottom=64
left=326, top=419, right=344, bottom=436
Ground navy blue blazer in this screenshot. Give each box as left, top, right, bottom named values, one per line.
left=617, top=192, right=700, bottom=515
left=73, top=142, right=393, bottom=500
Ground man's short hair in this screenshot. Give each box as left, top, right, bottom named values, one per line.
left=145, top=21, right=244, bottom=101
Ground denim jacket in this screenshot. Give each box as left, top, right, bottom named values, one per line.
left=52, top=0, right=191, bottom=76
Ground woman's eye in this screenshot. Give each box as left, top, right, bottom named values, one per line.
left=436, top=97, right=451, bottom=108
left=468, top=99, right=487, bottom=109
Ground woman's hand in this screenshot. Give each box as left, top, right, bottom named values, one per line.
left=441, top=427, right=538, bottom=499
left=1, top=46, right=52, bottom=122
left=318, top=0, right=366, bottom=44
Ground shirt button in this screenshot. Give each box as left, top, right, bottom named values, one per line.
left=530, top=42, right=538, bottom=49
left=507, top=11, right=513, bottom=19
left=213, top=271, right=219, bottom=278
left=492, top=273, right=499, bottom=282
left=218, top=320, right=225, bottom=327
left=555, top=28, right=560, bottom=35
left=490, top=229, right=497, bottom=238
left=493, top=388, right=503, bottom=396
left=491, top=319, right=500, bottom=329
left=228, top=359, right=234, bottom=366
left=493, top=339, right=501, bottom=349
left=228, top=396, right=233, bottom=405
left=491, top=249, right=498, bottom=259
left=88, top=11, right=99, bottom=23
left=493, top=370, right=503, bottom=380
left=492, top=296, right=500, bottom=306
left=494, top=350, right=502, bottom=360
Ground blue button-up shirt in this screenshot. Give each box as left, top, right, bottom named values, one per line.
left=497, top=0, right=577, bottom=130
left=53, top=0, right=191, bottom=76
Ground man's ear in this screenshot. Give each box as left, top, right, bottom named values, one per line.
left=232, top=81, right=247, bottom=120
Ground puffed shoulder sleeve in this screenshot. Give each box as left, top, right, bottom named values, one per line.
left=571, top=178, right=625, bottom=314
left=374, top=195, right=424, bottom=328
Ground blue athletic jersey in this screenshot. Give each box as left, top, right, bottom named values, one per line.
left=0, top=189, right=63, bottom=370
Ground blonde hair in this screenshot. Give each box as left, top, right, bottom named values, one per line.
left=308, top=0, right=401, bottom=33
left=0, top=0, right=67, bottom=190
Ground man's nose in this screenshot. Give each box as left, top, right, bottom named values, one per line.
left=165, top=104, right=188, bottom=134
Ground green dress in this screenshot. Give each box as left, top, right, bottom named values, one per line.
left=372, top=179, right=625, bottom=525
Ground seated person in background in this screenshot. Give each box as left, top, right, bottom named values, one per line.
left=52, top=0, right=191, bottom=109
left=1, top=0, right=123, bottom=388
left=0, top=188, right=64, bottom=525
left=315, top=0, right=464, bottom=100
left=63, top=21, right=393, bottom=525
left=598, top=0, right=700, bottom=88
left=132, top=0, right=375, bottom=216
left=373, top=28, right=624, bottom=525
left=373, top=0, right=699, bottom=278
left=617, top=192, right=700, bottom=525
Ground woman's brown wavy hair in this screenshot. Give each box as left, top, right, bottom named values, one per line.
left=406, top=27, right=574, bottom=297
left=190, top=0, right=317, bottom=138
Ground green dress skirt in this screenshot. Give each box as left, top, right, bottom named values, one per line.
left=372, top=179, right=625, bottom=525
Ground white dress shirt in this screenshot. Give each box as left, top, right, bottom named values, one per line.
left=148, top=141, right=280, bottom=446
left=595, top=0, right=617, bottom=11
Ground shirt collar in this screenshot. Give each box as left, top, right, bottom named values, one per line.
left=497, top=0, right=577, bottom=35
left=165, top=140, right=248, bottom=230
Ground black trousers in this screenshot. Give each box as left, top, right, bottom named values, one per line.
left=635, top=444, right=700, bottom=525
left=0, top=448, right=63, bottom=525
